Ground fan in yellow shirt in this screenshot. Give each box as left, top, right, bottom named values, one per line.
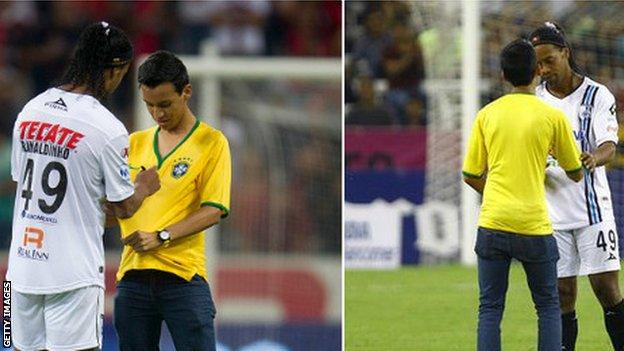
left=110, top=51, right=230, bottom=350
left=116, top=118, right=230, bottom=282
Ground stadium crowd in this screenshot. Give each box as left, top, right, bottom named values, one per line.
left=346, top=1, right=624, bottom=128
left=0, top=1, right=341, bottom=253
left=345, top=1, right=426, bottom=127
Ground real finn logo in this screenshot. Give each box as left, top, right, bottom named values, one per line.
left=172, top=161, right=190, bottom=179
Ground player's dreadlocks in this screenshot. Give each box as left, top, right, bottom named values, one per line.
left=529, top=21, right=584, bottom=75
left=58, top=22, right=133, bottom=101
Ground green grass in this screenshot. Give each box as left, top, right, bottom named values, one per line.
left=346, top=264, right=613, bottom=350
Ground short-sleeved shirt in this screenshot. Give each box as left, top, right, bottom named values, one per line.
left=8, top=88, right=135, bottom=293
left=537, top=77, right=619, bottom=230
left=116, top=120, right=231, bottom=282
left=462, top=93, right=582, bottom=235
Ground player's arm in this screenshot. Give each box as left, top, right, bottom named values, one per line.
left=462, top=112, right=487, bottom=194
left=580, top=141, right=616, bottom=172
left=99, top=134, right=160, bottom=220
left=552, top=111, right=583, bottom=182
left=581, top=92, right=618, bottom=172
left=122, top=205, right=224, bottom=252
left=107, top=166, right=160, bottom=219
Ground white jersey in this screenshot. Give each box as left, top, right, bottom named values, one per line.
left=8, top=88, right=135, bottom=294
left=537, top=77, right=618, bottom=230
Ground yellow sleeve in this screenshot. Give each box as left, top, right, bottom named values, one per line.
left=462, top=111, right=487, bottom=178
left=552, top=111, right=582, bottom=173
left=198, top=133, right=232, bottom=218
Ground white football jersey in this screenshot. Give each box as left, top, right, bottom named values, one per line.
left=537, top=77, right=618, bottom=230
left=8, top=88, right=135, bottom=294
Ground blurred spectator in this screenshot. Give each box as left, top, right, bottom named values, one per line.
left=382, top=23, right=425, bottom=124
left=351, top=10, right=391, bottom=77
left=229, top=147, right=270, bottom=252
left=346, top=1, right=428, bottom=127
left=405, top=97, right=426, bottom=127
left=281, top=1, right=341, bottom=57
left=378, top=1, right=412, bottom=28
left=346, top=77, right=392, bottom=126
left=11, top=2, right=87, bottom=94
left=345, top=59, right=357, bottom=104
left=174, top=1, right=213, bottom=54
left=287, top=138, right=340, bottom=252
left=204, top=1, right=270, bottom=56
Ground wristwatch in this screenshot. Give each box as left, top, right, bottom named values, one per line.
left=157, top=229, right=171, bottom=247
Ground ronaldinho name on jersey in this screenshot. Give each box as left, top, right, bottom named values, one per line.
left=18, top=121, right=84, bottom=160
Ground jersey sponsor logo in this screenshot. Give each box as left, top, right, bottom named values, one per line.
left=171, top=157, right=192, bottom=179
left=44, top=98, right=68, bottom=112
left=575, top=107, right=592, bottom=144
left=17, top=227, right=49, bottom=261
left=119, top=165, right=130, bottom=181
left=18, top=121, right=84, bottom=160
left=20, top=210, right=58, bottom=225
left=573, top=130, right=584, bottom=141
left=22, top=227, right=43, bottom=248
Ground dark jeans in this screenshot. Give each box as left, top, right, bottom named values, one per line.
left=475, top=227, right=561, bottom=351
left=114, top=270, right=217, bottom=351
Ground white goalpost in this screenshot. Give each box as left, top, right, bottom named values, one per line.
left=460, top=0, right=481, bottom=265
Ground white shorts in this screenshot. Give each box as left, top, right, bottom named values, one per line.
left=554, top=220, right=621, bottom=278
left=12, top=285, right=104, bottom=351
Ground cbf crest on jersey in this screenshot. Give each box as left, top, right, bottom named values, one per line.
left=172, top=157, right=192, bottom=179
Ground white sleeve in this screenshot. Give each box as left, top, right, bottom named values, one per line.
left=99, top=133, right=135, bottom=202
left=593, top=89, right=618, bottom=147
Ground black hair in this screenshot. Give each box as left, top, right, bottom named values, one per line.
left=500, top=39, right=537, bottom=86
left=58, top=22, right=133, bottom=101
left=529, top=22, right=583, bottom=74
left=137, top=50, right=189, bottom=94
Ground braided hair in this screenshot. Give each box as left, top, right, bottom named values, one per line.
left=58, top=22, right=133, bottom=101
left=528, top=21, right=584, bottom=75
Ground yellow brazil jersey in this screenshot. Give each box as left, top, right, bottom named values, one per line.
left=462, top=93, right=581, bottom=235
left=116, top=120, right=231, bottom=281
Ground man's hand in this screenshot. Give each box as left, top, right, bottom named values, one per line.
left=580, top=152, right=596, bottom=172
left=122, top=231, right=161, bottom=252
left=135, top=166, right=160, bottom=196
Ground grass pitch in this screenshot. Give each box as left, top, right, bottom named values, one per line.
left=346, top=264, right=614, bottom=350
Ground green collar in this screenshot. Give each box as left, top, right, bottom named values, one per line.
left=153, top=120, right=200, bottom=168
